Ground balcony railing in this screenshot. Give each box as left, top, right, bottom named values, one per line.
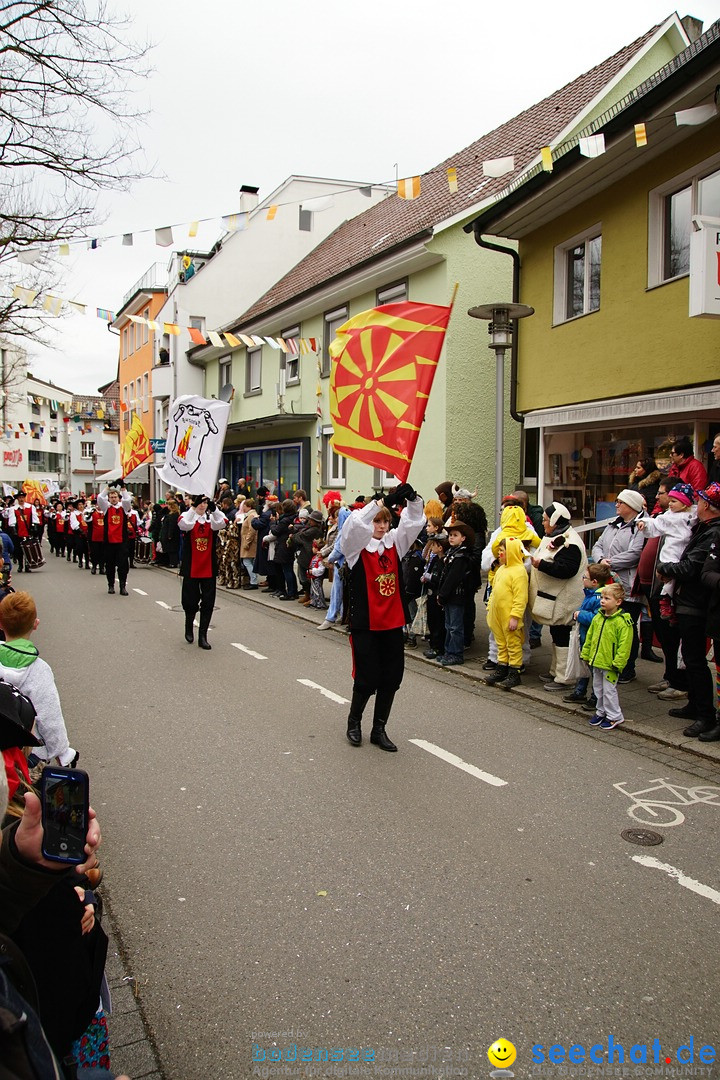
left=121, top=263, right=167, bottom=308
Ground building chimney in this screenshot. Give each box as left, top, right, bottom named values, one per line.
left=239, top=185, right=260, bottom=213
left=681, top=15, right=703, bottom=42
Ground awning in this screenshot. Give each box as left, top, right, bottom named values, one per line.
left=523, top=384, right=720, bottom=430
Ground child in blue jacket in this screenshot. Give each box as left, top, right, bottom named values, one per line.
left=563, top=562, right=612, bottom=705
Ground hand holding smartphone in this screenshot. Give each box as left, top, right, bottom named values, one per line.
left=40, top=766, right=90, bottom=864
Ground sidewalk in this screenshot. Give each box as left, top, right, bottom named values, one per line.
left=154, top=566, right=720, bottom=767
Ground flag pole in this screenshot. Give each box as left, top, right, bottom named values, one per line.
left=448, top=281, right=459, bottom=312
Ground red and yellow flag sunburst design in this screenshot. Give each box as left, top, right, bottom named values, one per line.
left=120, top=415, right=153, bottom=476
left=328, top=301, right=451, bottom=483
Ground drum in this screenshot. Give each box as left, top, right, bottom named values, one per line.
left=22, top=538, right=45, bottom=569
left=135, top=537, right=153, bottom=563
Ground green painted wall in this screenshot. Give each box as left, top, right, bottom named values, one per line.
left=516, top=124, right=720, bottom=411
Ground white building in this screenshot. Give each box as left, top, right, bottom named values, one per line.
left=150, top=177, right=391, bottom=428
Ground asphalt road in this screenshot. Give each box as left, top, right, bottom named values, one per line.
left=26, top=555, right=720, bottom=1080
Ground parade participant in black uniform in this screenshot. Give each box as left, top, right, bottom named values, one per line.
left=69, top=497, right=90, bottom=569
left=98, top=483, right=132, bottom=595
left=7, top=491, right=40, bottom=573
left=178, top=495, right=227, bottom=650
left=89, top=499, right=105, bottom=575
left=340, top=483, right=425, bottom=752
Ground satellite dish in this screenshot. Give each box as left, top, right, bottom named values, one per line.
left=219, top=383, right=235, bottom=403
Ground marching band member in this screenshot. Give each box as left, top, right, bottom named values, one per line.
left=98, top=483, right=132, bottom=596
left=7, top=490, right=40, bottom=574
left=178, top=495, right=227, bottom=650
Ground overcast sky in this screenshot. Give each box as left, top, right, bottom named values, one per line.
left=21, top=0, right=719, bottom=394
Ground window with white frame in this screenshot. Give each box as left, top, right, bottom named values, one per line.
left=189, top=315, right=205, bottom=334
left=322, top=305, right=348, bottom=377
left=321, top=428, right=346, bottom=487
left=377, top=281, right=407, bottom=306
left=122, top=327, right=129, bottom=359
left=372, top=467, right=401, bottom=491
left=122, top=384, right=128, bottom=410
left=281, top=325, right=300, bottom=383
left=80, top=441, right=95, bottom=460
left=648, top=155, right=720, bottom=287
left=553, top=226, right=601, bottom=323
left=142, top=372, right=149, bottom=412
left=142, top=308, right=149, bottom=345
left=246, top=348, right=262, bottom=393
left=219, top=357, right=232, bottom=394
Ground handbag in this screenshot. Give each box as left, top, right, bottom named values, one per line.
left=411, top=594, right=428, bottom=637
left=565, top=622, right=586, bottom=683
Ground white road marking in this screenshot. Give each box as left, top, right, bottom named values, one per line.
left=156, top=601, right=172, bottom=609
left=231, top=642, right=267, bottom=661
left=631, top=855, right=720, bottom=906
left=133, top=588, right=148, bottom=595
left=296, top=679, right=349, bottom=705
left=409, top=739, right=508, bottom=787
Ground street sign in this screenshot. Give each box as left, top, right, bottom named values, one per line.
left=149, top=438, right=167, bottom=452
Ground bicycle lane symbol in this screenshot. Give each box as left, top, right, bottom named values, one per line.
left=614, top=778, right=720, bottom=827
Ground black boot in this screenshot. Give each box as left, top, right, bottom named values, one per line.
left=497, top=667, right=522, bottom=691
left=198, top=618, right=211, bottom=649
left=485, top=664, right=509, bottom=686
left=640, top=622, right=662, bottom=662
left=346, top=690, right=371, bottom=746
left=370, top=689, right=397, bottom=752
left=184, top=615, right=195, bottom=644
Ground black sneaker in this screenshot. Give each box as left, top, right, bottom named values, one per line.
left=108, top=585, right=115, bottom=594
left=481, top=659, right=496, bottom=672
left=618, top=671, right=636, bottom=684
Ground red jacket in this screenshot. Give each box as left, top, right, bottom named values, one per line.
left=668, top=456, right=708, bottom=492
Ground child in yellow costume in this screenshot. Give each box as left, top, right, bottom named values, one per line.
left=486, top=537, right=529, bottom=690
left=481, top=504, right=540, bottom=672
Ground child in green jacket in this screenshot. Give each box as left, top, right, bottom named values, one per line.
left=580, top=582, right=634, bottom=730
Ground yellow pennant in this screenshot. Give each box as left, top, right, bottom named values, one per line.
left=266, top=205, right=278, bottom=221
left=634, top=123, right=648, bottom=147
left=447, top=167, right=458, bottom=194
left=42, top=295, right=62, bottom=316
left=188, top=221, right=199, bottom=238
left=59, top=243, right=70, bottom=256
left=540, top=147, right=553, bottom=172
left=224, top=333, right=241, bottom=347
left=397, top=176, right=421, bottom=200
left=163, top=322, right=181, bottom=336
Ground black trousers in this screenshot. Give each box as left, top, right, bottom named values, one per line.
left=427, top=594, right=446, bottom=652
left=105, top=542, right=129, bottom=586
left=647, top=591, right=687, bottom=690
left=74, top=534, right=89, bottom=566
left=90, top=540, right=105, bottom=572
left=350, top=627, right=405, bottom=695
left=550, top=624, right=571, bottom=647
left=677, top=614, right=714, bottom=724
left=620, top=599, right=643, bottom=676
left=181, top=577, right=216, bottom=632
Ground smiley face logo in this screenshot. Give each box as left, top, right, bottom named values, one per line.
left=487, top=1039, right=517, bottom=1069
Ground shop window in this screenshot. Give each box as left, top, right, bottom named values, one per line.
left=649, top=154, right=720, bottom=287
left=322, top=428, right=346, bottom=487
left=322, top=306, right=348, bottom=377
left=554, top=227, right=601, bottom=323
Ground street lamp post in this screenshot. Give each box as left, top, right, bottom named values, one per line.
left=91, top=452, right=97, bottom=496
left=467, top=302, right=534, bottom=523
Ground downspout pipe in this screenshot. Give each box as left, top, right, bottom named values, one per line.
left=470, top=229, right=523, bottom=423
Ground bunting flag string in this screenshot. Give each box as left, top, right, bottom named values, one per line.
left=5, top=99, right=716, bottom=265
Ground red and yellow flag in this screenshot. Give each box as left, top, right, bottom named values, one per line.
left=22, top=479, right=47, bottom=506
left=328, top=301, right=451, bottom=483
left=121, top=415, right=152, bottom=476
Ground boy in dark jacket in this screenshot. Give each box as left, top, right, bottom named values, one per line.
left=437, top=521, right=475, bottom=666
left=401, top=538, right=425, bottom=647
left=422, top=532, right=448, bottom=659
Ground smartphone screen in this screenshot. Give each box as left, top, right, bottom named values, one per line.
left=40, top=767, right=89, bottom=863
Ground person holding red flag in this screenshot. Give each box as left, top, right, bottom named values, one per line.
left=178, top=495, right=228, bottom=650
left=340, top=483, right=425, bottom=752
left=7, top=490, right=40, bottom=573
left=98, top=483, right=132, bottom=595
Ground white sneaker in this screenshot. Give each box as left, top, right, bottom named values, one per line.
left=656, top=687, right=688, bottom=700
left=647, top=680, right=669, bottom=693
left=317, top=620, right=334, bottom=631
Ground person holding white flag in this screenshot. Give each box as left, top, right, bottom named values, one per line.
left=178, top=495, right=227, bottom=650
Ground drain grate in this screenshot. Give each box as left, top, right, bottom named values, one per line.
left=621, top=828, right=664, bottom=846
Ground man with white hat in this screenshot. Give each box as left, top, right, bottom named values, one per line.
left=591, top=488, right=646, bottom=683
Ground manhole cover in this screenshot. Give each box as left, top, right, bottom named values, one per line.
left=621, top=828, right=664, bottom=846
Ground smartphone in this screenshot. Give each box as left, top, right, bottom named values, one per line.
left=40, top=766, right=90, bottom=864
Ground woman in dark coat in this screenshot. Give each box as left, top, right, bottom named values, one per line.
left=251, top=500, right=273, bottom=584
left=158, top=498, right=180, bottom=567
left=270, top=500, right=299, bottom=600
left=294, top=510, right=325, bottom=602
left=628, top=457, right=662, bottom=513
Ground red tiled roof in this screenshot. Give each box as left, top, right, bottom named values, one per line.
left=234, top=19, right=667, bottom=328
